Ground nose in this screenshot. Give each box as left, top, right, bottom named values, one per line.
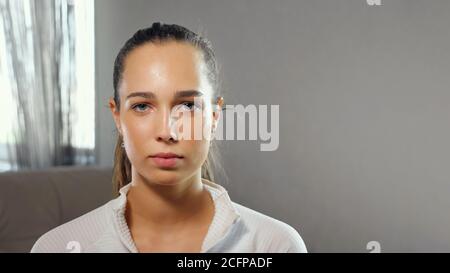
left=155, top=106, right=178, bottom=143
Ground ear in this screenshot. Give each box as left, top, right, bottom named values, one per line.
left=212, top=96, right=224, bottom=131
left=109, top=97, right=123, bottom=135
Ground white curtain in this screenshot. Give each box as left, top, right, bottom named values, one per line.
left=0, top=0, right=94, bottom=170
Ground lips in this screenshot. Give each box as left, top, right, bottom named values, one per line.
left=149, top=153, right=183, bottom=168
left=149, top=152, right=183, bottom=159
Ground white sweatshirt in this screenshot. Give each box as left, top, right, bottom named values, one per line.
left=31, top=179, right=307, bottom=253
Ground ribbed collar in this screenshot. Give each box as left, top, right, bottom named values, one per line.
left=110, top=178, right=241, bottom=253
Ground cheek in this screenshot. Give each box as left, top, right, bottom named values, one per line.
left=121, top=115, right=154, bottom=153
left=177, top=111, right=213, bottom=140
left=183, top=139, right=210, bottom=167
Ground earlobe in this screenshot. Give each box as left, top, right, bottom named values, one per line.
left=216, top=96, right=224, bottom=109
left=213, top=96, right=224, bottom=120
left=109, top=97, right=123, bottom=135
left=212, top=108, right=220, bottom=125
left=115, top=119, right=123, bottom=136
left=109, top=98, right=118, bottom=115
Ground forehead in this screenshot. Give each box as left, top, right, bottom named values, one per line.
left=120, top=41, right=204, bottom=98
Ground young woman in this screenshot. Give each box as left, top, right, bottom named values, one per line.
left=31, top=23, right=307, bottom=253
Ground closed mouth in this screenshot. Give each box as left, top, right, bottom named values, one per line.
left=149, top=152, right=184, bottom=159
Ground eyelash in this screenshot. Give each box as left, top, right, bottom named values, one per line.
left=180, top=101, right=201, bottom=110
left=131, top=103, right=152, bottom=113
left=131, top=101, right=201, bottom=113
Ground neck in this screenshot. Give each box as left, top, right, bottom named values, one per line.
left=125, top=168, right=210, bottom=231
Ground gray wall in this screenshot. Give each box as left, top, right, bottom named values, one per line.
left=95, top=0, right=450, bottom=252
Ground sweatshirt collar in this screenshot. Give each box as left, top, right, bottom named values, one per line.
left=110, top=178, right=241, bottom=253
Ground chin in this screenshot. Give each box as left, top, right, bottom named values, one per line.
left=146, top=169, right=184, bottom=186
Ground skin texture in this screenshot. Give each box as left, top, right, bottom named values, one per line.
left=109, top=40, right=224, bottom=252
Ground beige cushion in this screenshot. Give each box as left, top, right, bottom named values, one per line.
left=0, top=166, right=113, bottom=252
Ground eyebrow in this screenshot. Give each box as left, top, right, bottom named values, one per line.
left=125, top=90, right=204, bottom=100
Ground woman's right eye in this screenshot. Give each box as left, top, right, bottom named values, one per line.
left=132, top=103, right=151, bottom=113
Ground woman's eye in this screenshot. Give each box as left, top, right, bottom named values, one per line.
left=178, top=101, right=202, bottom=111
left=132, top=103, right=151, bottom=112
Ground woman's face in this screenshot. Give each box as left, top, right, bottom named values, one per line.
left=109, top=41, right=222, bottom=186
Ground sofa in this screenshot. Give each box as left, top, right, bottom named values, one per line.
left=0, top=166, right=113, bottom=252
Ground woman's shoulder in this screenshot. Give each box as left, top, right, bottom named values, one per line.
left=30, top=200, right=114, bottom=253
left=231, top=201, right=308, bottom=253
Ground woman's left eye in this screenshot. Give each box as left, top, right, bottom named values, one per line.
left=179, top=101, right=202, bottom=111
